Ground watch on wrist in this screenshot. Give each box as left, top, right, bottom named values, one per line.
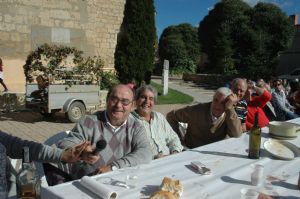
left=111, top=165, right=118, bottom=171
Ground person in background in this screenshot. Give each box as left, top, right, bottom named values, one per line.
left=58, top=84, right=152, bottom=180
left=0, top=58, right=8, bottom=92
left=0, top=130, right=95, bottom=196
left=166, top=87, right=242, bottom=148
left=272, top=79, right=298, bottom=120
left=132, top=85, right=183, bottom=159
left=287, top=79, right=300, bottom=109
left=245, top=80, right=272, bottom=129
left=256, top=79, right=277, bottom=121
left=127, top=79, right=137, bottom=91
left=230, top=78, right=248, bottom=132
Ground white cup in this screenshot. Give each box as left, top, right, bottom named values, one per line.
left=240, top=188, right=259, bottom=199
left=251, top=164, right=264, bottom=186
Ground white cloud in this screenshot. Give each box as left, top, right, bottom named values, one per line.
left=242, top=0, right=261, bottom=7
left=243, top=0, right=295, bottom=10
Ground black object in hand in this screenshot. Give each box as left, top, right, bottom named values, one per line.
left=92, top=139, right=107, bottom=155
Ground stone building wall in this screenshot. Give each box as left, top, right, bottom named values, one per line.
left=0, top=0, right=125, bottom=92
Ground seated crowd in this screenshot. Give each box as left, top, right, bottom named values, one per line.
left=1, top=77, right=299, bottom=191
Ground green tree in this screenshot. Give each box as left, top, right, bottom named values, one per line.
left=198, top=0, right=251, bottom=74
left=115, top=0, right=156, bottom=84
left=198, top=0, right=295, bottom=79
left=158, top=23, right=200, bottom=74
left=243, top=2, right=295, bottom=78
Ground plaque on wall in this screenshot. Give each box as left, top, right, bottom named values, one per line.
left=51, top=28, right=70, bottom=43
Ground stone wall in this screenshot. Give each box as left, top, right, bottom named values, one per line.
left=0, top=0, right=125, bottom=92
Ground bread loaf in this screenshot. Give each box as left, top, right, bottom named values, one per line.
left=149, top=190, right=177, bottom=199
left=160, top=177, right=183, bottom=198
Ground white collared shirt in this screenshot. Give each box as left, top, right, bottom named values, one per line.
left=210, top=110, right=225, bottom=125
left=104, top=111, right=127, bottom=133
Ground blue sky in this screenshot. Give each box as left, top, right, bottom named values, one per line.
left=154, top=0, right=300, bottom=37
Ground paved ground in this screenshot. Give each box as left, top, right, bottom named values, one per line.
left=0, top=78, right=216, bottom=143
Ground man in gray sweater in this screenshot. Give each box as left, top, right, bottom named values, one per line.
left=58, top=84, right=152, bottom=179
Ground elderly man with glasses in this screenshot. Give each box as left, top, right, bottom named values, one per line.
left=58, top=84, right=152, bottom=180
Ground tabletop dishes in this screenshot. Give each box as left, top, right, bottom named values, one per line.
left=268, top=121, right=300, bottom=139
left=263, top=139, right=300, bottom=160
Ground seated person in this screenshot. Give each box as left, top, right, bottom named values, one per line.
left=0, top=130, right=94, bottom=196
left=230, top=78, right=248, bottom=132
left=58, top=84, right=152, bottom=180
left=132, top=85, right=183, bottom=159
left=272, top=79, right=298, bottom=120
left=166, top=87, right=242, bottom=148
left=30, top=75, right=49, bottom=102
left=245, top=81, right=272, bottom=130
left=256, top=79, right=282, bottom=122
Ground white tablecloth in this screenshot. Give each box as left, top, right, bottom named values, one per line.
left=42, top=119, right=300, bottom=199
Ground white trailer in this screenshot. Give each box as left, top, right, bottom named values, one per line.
left=26, top=83, right=101, bottom=123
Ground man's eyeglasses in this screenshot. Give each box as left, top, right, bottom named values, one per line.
left=109, top=96, right=132, bottom=106
left=275, top=83, right=281, bottom=86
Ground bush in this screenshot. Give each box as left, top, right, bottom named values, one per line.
left=100, top=71, right=119, bottom=90
left=23, top=43, right=105, bottom=86
left=171, top=58, right=197, bottom=75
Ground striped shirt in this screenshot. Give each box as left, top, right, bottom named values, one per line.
left=235, top=100, right=248, bottom=123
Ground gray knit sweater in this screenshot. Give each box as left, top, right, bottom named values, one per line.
left=58, top=111, right=152, bottom=179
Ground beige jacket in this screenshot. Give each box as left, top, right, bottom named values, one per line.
left=166, top=102, right=242, bottom=148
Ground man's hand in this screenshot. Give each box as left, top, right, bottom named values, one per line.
left=94, top=165, right=112, bottom=174
left=61, top=141, right=89, bottom=163
left=225, top=93, right=238, bottom=109
left=80, top=144, right=100, bottom=164
left=60, top=142, right=100, bottom=164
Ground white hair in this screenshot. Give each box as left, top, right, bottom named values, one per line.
left=214, top=87, right=232, bottom=98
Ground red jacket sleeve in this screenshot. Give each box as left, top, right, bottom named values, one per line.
left=249, top=90, right=271, bottom=108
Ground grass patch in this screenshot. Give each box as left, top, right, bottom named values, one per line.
left=151, top=81, right=194, bottom=104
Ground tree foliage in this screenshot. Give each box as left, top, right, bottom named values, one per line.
left=198, top=0, right=295, bottom=79
left=114, top=0, right=156, bottom=84
left=158, top=23, right=200, bottom=74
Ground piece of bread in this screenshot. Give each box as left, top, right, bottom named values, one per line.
left=160, top=177, right=183, bottom=198
left=149, top=190, right=177, bottom=199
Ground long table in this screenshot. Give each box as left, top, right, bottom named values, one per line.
left=42, top=119, right=300, bottom=199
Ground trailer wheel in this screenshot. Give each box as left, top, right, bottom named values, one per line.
left=66, top=101, right=86, bottom=123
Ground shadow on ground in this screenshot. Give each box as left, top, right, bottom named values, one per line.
left=0, top=111, right=71, bottom=123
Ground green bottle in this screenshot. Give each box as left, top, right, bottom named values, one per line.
left=248, top=112, right=261, bottom=159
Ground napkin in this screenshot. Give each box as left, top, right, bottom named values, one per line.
left=80, top=176, right=117, bottom=199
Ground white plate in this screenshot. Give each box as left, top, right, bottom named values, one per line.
left=263, top=139, right=300, bottom=160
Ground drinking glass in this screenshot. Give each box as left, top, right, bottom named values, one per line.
left=240, top=188, right=259, bottom=199
left=124, top=166, right=140, bottom=189
left=251, top=164, right=264, bottom=186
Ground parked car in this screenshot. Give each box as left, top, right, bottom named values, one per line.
left=278, top=68, right=300, bottom=80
